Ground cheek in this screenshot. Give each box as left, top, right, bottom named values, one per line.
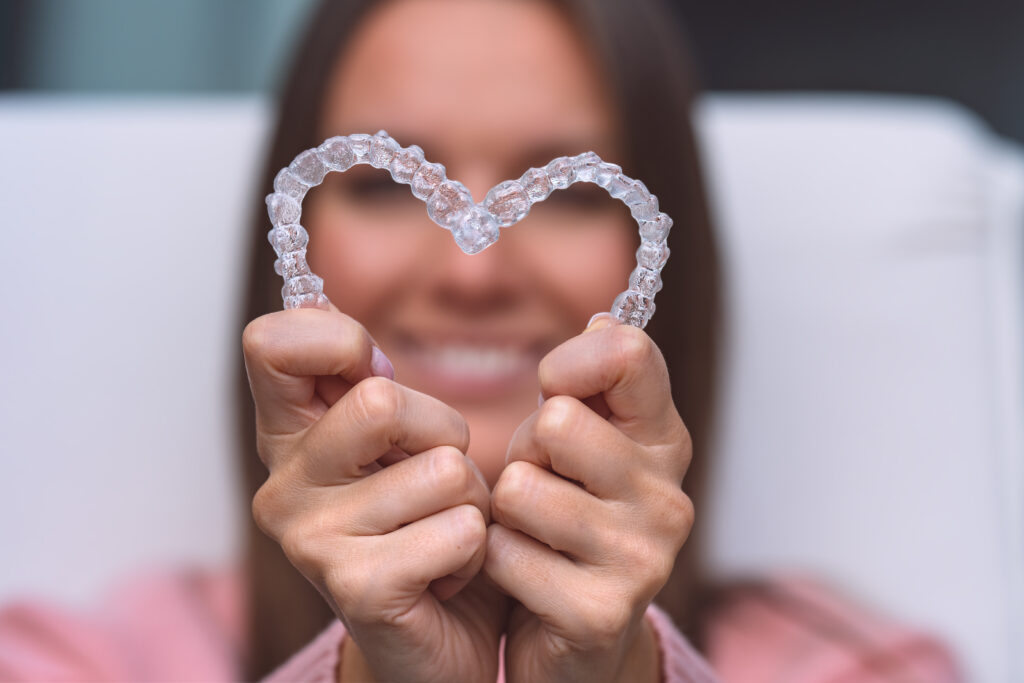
left=303, top=194, right=430, bottom=320
left=515, top=213, right=636, bottom=320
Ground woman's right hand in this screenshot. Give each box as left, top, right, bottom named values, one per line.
left=242, top=306, right=505, bottom=683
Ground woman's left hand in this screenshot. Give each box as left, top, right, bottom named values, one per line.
left=484, top=316, right=695, bottom=683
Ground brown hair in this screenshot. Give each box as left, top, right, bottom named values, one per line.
left=235, top=0, right=720, bottom=677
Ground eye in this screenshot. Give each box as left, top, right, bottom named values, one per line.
left=343, top=175, right=409, bottom=199
left=328, top=171, right=418, bottom=209
left=536, top=183, right=613, bottom=214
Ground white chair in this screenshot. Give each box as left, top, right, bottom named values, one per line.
left=0, top=93, right=1020, bottom=682
left=697, top=95, right=1024, bottom=683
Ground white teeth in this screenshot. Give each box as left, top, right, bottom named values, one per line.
left=428, top=345, right=527, bottom=378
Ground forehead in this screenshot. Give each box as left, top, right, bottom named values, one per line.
left=320, top=0, right=619, bottom=163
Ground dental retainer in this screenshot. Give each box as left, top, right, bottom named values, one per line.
left=266, top=131, right=671, bottom=328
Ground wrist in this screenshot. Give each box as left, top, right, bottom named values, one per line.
left=613, top=614, right=661, bottom=683
left=338, top=636, right=378, bottom=683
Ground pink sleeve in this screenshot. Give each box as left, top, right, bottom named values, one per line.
left=646, top=603, right=721, bottom=683
left=704, top=576, right=963, bottom=683
left=262, top=618, right=347, bottom=683
left=0, top=601, right=128, bottom=681
left=0, top=566, right=244, bottom=682
left=261, top=608, right=719, bottom=683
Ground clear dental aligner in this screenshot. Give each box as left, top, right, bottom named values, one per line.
left=266, top=130, right=672, bottom=328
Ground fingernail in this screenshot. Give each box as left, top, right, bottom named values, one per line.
left=538, top=391, right=546, bottom=407
left=371, top=346, right=394, bottom=380
left=584, top=312, right=614, bottom=333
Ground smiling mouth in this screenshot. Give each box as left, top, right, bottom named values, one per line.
left=430, top=344, right=534, bottom=377
left=392, top=332, right=546, bottom=400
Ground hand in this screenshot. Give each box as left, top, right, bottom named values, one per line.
left=242, top=306, right=507, bottom=683
left=484, top=316, right=694, bottom=683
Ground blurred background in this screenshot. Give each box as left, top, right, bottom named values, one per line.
left=0, top=1, right=1021, bottom=681
left=1, top=0, right=1022, bottom=142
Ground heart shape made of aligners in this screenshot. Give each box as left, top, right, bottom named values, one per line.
left=266, top=130, right=672, bottom=328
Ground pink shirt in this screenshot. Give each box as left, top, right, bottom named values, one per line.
left=0, top=563, right=960, bottom=682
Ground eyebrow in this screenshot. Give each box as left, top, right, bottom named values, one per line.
left=510, top=137, right=618, bottom=170
left=340, top=126, right=617, bottom=172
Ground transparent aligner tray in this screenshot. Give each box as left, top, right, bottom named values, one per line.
left=266, top=130, right=671, bottom=328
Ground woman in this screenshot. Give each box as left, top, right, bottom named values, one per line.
left=242, top=0, right=715, bottom=679
left=0, top=0, right=960, bottom=681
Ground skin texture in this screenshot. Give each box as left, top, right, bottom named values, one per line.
left=243, top=1, right=695, bottom=681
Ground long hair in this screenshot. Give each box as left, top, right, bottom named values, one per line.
left=235, top=0, right=720, bottom=677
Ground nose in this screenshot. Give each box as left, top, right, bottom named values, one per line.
left=425, top=162, right=525, bottom=314
left=427, top=222, right=524, bottom=315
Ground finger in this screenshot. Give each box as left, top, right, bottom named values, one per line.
left=428, top=534, right=487, bottom=602
left=484, top=524, right=583, bottom=625
left=490, top=460, right=611, bottom=562
left=507, top=396, right=652, bottom=498
left=367, top=504, right=488, bottom=611
left=538, top=323, right=682, bottom=445
left=297, top=377, right=470, bottom=483
left=313, top=303, right=395, bottom=407
left=242, top=307, right=379, bottom=435
left=338, top=446, right=490, bottom=536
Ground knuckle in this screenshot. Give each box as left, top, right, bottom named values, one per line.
left=534, top=395, right=578, bottom=445
left=250, top=483, right=277, bottom=538
left=324, top=562, right=372, bottom=617
left=278, top=508, right=339, bottom=580
left=607, top=525, right=648, bottom=567
left=647, top=486, right=695, bottom=555
left=251, top=476, right=290, bottom=540
left=666, top=492, right=696, bottom=546
left=655, top=417, right=692, bottom=480
left=351, top=376, right=401, bottom=427
left=536, top=351, right=559, bottom=388
left=241, top=315, right=275, bottom=366
left=679, top=421, right=693, bottom=452
left=673, top=420, right=694, bottom=464
left=643, top=555, right=677, bottom=597
left=452, top=504, right=488, bottom=545
left=578, top=597, right=632, bottom=647
left=241, top=315, right=269, bottom=356
left=278, top=522, right=320, bottom=576
left=603, top=604, right=634, bottom=642
left=633, top=541, right=677, bottom=597
left=611, top=323, right=654, bottom=369
left=492, top=460, right=534, bottom=518
left=430, top=446, right=474, bottom=495
left=242, top=313, right=294, bottom=369
left=605, top=519, right=680, bottom=597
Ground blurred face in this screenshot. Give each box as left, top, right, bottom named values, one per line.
left=306, top=0, right=635, bottom=484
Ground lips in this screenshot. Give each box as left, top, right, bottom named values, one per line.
left=429, top=344, right=532, bottom=378
left=391, top=330, right=546, bottom=400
